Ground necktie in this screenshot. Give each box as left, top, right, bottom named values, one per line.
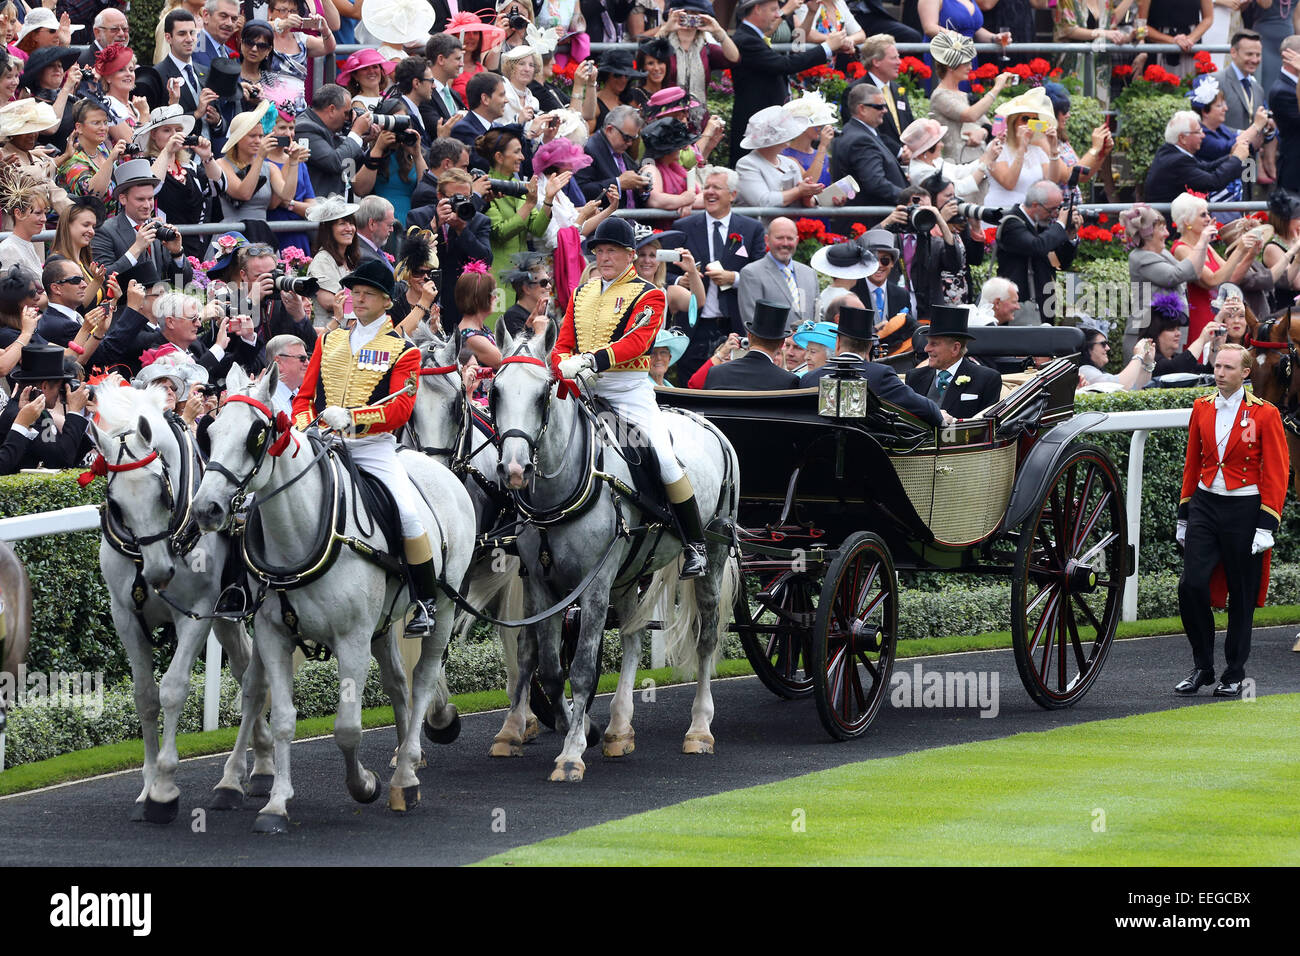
left=881, top=83, right=899, bottom=132
left=874, top=287, right=885, bottom=317
left=782, top=262, right=801, bottom=316
left=902, top=233, right=916, bottom=276
left=936, top=369, right=952, bottom=397
left=1242, top=75, right=1252, bottom=102
left=712, top=220, right=723, bottom=261
left=185, top=64, right=200, bottom=101
left=443, top=87, right=456, bottom=113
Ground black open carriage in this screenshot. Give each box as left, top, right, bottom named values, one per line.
left=659, top=329, right=1133, bottom=740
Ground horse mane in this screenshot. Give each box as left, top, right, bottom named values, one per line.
left=94, top=385, right=169, bottom=436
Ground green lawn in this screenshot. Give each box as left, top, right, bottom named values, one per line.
left=477, top=694, right=1300, bottom=867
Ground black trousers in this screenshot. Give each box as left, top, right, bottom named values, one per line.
left=1178, top=490, right=1264, bottom=682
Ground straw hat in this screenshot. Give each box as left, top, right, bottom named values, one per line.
left=900, top=118, right=947, bottom=157
left=0, top=99, right=58, bottom=139
left=133, top=104, right=195, bottom=148
left=740, top=104, right=811, bottom=151
left=222, top=100, right=271, bottom=155
left=307, top=194, right=362, bottom=222
left=929, top=31, right=976, bottom=68
left=361, top=0, right=436, bottom=45
left=994, top=88, right=1057, bottom=127
left=782, top=90, right=837, bottom=128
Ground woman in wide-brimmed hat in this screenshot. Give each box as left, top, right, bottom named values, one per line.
left=641, top=116, right=700, bottom=216
left=735, top=105, right=817, bottom=210
left=337, top=49, right=394, bottom=111
left=217, top=101, right=307, bottom=224
left=16, top=8, right=74, bottom=56
left=648, top=327, right=689, bottom=387
left=19, top=44, right=79, bottom=127
left=0, top=98, right=70, bottom=222
left=985, top=87, right=1065, bottom=209
left=927, top=32, right=1013, bottom=165
left=810, top=240, right=878, bottom=322
left=138, top=105, right=223, bottom=261
left=593, top=49, right=645, bottom=129
left=446, top=12, right=506, bottom=104
left=781, top=91, right=837, bottom=189
left=306, top=195, right=362, bottom=325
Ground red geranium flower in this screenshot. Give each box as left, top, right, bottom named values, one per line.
left=983, top=227, right=999, bottom=245
left=1008, top=64, right=1033, bottom=80
left=970, top=62, right=999, bottom=80
left=900, top=56, right=931, bottom=79
left=972, top=83, right=985, bottom=94
left=846, top=61, right=865, bottom=79
left=1029, top=57, right=1050, bottom=77
left=1113, top=64, right=1133, bottom=78
left=1098, top=212, right=1109, bottom=223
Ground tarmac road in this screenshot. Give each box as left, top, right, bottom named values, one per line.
left=3, top=627, right=1298, bottom=866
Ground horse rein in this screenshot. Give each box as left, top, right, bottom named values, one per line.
left=87, top=422, right=196, bottom=553
left=1248, top=319, right=1300, bottom=435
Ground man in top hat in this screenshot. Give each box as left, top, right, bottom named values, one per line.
left=552, top=217, right=711, bottom=576
left=90, top=159, right=194, bottom=287
left=905, top=305, right=1002, bottom=419
left=737, top=217, right=820, bottom=329
left=801, top=297, right=945, bottom=427
left=1175, top=343, right=1289, bottom=697
left=4, top=343, right=93, bottom=470
left=705, top=300, right=801, bottom=390
left=291, top=259, right=441, bottom=636
left=730, top=0, right=844, bottom=163
left=856, top=228, right=912, bottom=327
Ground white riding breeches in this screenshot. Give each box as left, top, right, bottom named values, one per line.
left=592, top=371, right=684, bottom=484
left=346, top=433, right=426, bottom=538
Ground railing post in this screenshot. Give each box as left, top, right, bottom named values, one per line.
left=203, top=631, right=221, bottom=732
left=1123, top=428, right=1149, bottom=622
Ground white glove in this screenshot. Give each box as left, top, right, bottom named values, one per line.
left=1176, top=520, right=1186, bottom=546
left=320, top=405, right=351, bottom=432
left=558, top=353, right=596, bottom=380
left=1252, top=528, right=1274, bottom=555
left=575, top=366, right=598, bottom=391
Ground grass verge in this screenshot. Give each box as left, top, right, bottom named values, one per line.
left=476, top=694, right=1300, bottom=866
left=4, top=606, right=1297, bottom=797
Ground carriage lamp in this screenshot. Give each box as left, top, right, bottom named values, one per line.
left=818, top=356, right=870, bottom=419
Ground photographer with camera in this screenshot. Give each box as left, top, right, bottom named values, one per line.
left=233, top=243, right=313, bottom=354
left=878, top=184, right=965, bottom=320
left=297, top=83, right=374, bottom=200
left=90, top=160, right=194, bottom=288
left=479, top=127, right=555, bottom=321
left=484, top=0, right=536, bottom=73
left=994, top=179, right=1078, bottom=326
left=352, top=102, right=427, bottom=228
left=216, top=103, right=306, bottom=225
left=418, top=168, right=494, bottom=335
left=1, top=344, right=92, bottom=470
left=137, top=105, right=224, bottom=261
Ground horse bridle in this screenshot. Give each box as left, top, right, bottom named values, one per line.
left=410, top=363, right=469, bottom=461
left=86, top=422, right=197, bottom=554
left=489, top=354, right=579, bottom=474
left=205, top=393, right=297, bottom=511
left=1248, top=318, right=1300, bottom=434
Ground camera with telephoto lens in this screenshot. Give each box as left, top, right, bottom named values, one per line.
left=907, top=204, right=940, bottom=233
left=271, top=270, right=320, bottom=296
left=149, top=220, right=179, bottom=242
left=488, top=178, right=529, bottom=198
left=949, top=203, right=1006, bottom=227
left=371, top=113, right=412, bottom=134
left=1078, top=209, right=1103, bottom=226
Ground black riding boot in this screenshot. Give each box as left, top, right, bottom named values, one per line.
left=213, top=545, right=251, bottom=619
left=670, top=494, right=709, bottom=579
left=405, top=557, right=439, bottom=638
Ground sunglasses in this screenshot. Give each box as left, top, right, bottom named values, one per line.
left=527, top=277, right=552, bottom=286
left=409, top=269, right=430, bottom=279
left=862, top=102, right=887, bottom=110
left=243, top=38, right=271, bottom=50
left=277, top=353, right=310, bottom=364
left=51, top=275, right=87, bottom=286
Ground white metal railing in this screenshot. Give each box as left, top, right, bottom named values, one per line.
left=1084, top=407, right=1192, bottom=621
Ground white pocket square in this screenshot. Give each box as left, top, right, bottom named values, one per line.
left=960, top=393, right=978, bottom=401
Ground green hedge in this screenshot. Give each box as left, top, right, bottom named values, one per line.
left=128, top=0, right=166, bottom=66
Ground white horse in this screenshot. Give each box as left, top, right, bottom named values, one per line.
left=192, top=364, right=475, bottom=830
left=490, top=324, right=741, bottom=781
left=90, top=386, right=274, bottom=822
left=406, top=335, right=540, bottom=747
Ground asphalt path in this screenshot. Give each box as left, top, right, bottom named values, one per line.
left=3, top=626, right=1298, bottom=866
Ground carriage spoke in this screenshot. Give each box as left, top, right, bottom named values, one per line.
left=1069, top=466, right=1098, bottom=551
left=1057, top=597, right=1069, bottom=692
left=1071, top=488, right=1111, bottom=555
left=1028, top=586, right=1060, bottom=655
left=1025, top=579, right=1056, bottom=619
left=826, top=644, right=847, bottom=711
left=1065, top=606, right=1090, bottom=675
left=1072, top=591, right=1105, bottom=636
left=1077, top=531, right=1119, bottom=568
left=845, top=656, right=866, bottom=719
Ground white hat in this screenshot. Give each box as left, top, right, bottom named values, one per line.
left=361, top=0, right=436, bottom=46
left=994, top=88, right=1057, bottom=127
left=740, top=105, right=811, bottom=151
left=18, top=9, right=81, bottom=44
left=307, top=193, right=362, bottom=222
left=0, top=98, right=57, bottom=139
left=133, top=104, right=195, bottom=149
left=782, top=91, right=837, bottom=128
left=135, top=347, right=209, bottom=394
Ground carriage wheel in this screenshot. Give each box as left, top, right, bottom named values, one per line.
left=1011, top=443, right=1126, bottom=710
left=811, top=533, right=898, bottom=741
left=530, top=607, right=600, bottom=730
left=734, top=569, right=819, bottom=699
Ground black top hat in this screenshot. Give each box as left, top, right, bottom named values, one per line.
left=640, top=117, right=694, bottom=159
left=133, top=65, right=166, bottom=110
left=584, top=217, right=637, bottom=253
left=927, top=304, right=974, bottom=340
left=597, top=50, right=646, bottom=79
left=10, top=343, right=74, bottom=383
left=206, top=58, right=241, bottom=99
left=836, top=304, right=877, bottom=343
left=20, top=46, right=79, bottom=92
left=341, top=258, right=396, bottom=299
left=116, top=257, right=166, bottom=293
left=745, top=299, right=792, bottom=340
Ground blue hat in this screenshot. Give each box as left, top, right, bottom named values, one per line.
left=792, top=320, right=838, bottom=350
left=652, top=328, right=689, bottom=366
left=1043, top=81, right=1070, bottom=116
left=203, top=232, right=249, bottom=273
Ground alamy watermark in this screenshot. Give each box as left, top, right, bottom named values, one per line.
left=0, top=667, right=105, bottom=719
left=890, top=663, right=1000, bottom=718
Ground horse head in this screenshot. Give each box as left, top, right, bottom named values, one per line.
left=1250, top=309, right=1300, bottom=412
left=490, top=319, right=559, bottom=491
left=410, top=333, right=465, bottom=460
left=90, top=385, right=185, bottom=590
left=193, top=362, right=282, bottom=532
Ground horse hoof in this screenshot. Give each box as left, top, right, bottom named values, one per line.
left=390, top=747, right=428, bottom=770
left=388, top=784, right=420, bottom=813
left=128, top=802, right=146, bottom=823
left=209, top=787, right=244, bottom=811
left=423, top=711, right=461, bottom=745
left=548, top=760, right=585, bottom=783
left=252, top=812, right=290, bottom=834
left=142, top=796, right=179, bottom=825
left=358, top=769, right=384, bottom=805
left=682, top=732, right=715, bottom=755
left=247, top=773, right=274, bottom=798
left=523, top=715, right=541, bottom=742
left=602, top=731, right=635, bottom=758
left=585, top=722, right=602, bottom=750
left=489, top=737, right=524, bottom=758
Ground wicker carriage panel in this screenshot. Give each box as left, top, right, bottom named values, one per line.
left=887, top=453, right=935, bottom=528
left=931, top=444, right=1016, bottom=546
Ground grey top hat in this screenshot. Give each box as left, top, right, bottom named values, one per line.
left=111, top=158, right=162, bottom=197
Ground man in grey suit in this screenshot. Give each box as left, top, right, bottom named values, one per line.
left=297, top=84, right=374, bottom=200
left=1224, top=30, right=1275, bottom=193
left=89, top=160, right=193, bottom=287
left=737, top=217, right=820, bottom=329
left=355, top=196, right=396, bottom=272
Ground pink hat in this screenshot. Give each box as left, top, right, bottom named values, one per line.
left=532, top=136, right=592, bottom=173
left=336, top=49, right=396, bottom=86
left=445, top=10, right=506, bottom=50
left=900, top=118, right=947, bottom=157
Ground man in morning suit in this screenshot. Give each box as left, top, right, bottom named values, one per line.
left=675, top=166, right=767, bottom=379
left=801, top=298, right=945, bottom=427
left=575, top=106, right=651, bottom=204
left=705, top=299, right=800, bottom=390
left=729, top=0, right=845, bottom=163
left=297, top=84, right=373, bottom=200
left=1143, top=110, right=1252, bottom=205
left=424, top=33, right=468, bottom=134
left=1174, top=343, right=1289, bottom=698
left=841, top=35, right=914, bottom=163
left=905, top=305, right=1001, bottom=419
left=193, top=0, right=239, bottom=69
left=154, top=9, right=223, bottom=139
left=89, top=160, right=194, bottom=287
left=832, top=83, right=907, bottom=212
left=453, top=71, right=509, bottom=170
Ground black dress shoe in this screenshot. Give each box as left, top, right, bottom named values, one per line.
left=1174, top=669, right=1215, bottom=695
left=1213, top=680, right=1244, bottom=698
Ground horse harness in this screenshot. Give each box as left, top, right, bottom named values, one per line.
left=1248, top=319, right=1300, bottom=437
